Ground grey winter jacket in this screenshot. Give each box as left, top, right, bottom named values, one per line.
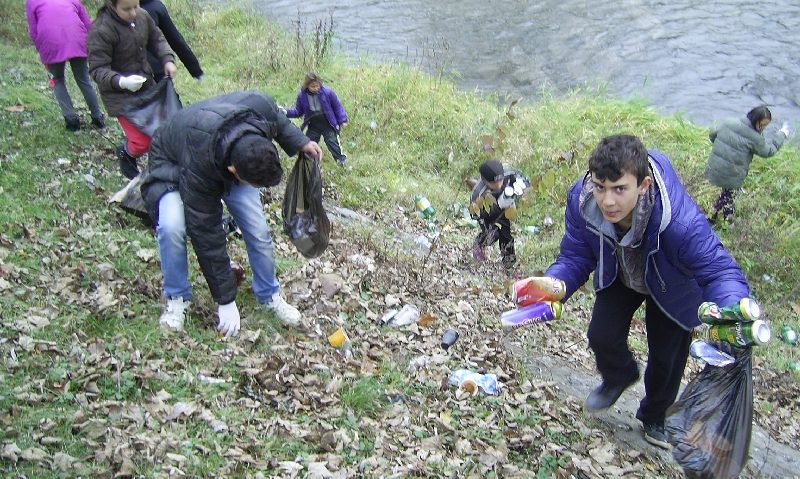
left=140, top=91, right=309, bottom=305
left=87, top=2, right=174, bottom=117
left=704, top=116, right=785, bottom=189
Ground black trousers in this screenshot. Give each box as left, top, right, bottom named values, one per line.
left=306, top=115, right=345, bottom=163
left=477, top=211, right=515, bottom=258
left=588, top=277, right=691, bottom=424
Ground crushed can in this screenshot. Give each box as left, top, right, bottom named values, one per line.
left=512, top=276, right=566, bottom=307
left=698, top=298, right=761, bottom=325
left=500, top=301, right=562, bottom=329
left=707, top=319, right=771, bottom=347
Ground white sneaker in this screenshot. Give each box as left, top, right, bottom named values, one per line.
left=159, top=297, right=190, bottom=332
left=264, top=292, right=301, bottom=326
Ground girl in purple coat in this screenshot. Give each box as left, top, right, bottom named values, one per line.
left=26, top=0, right=105, bottom=131
left=286, top=72, right=349, bottom=166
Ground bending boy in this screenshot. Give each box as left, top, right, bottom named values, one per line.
left=542, top=135, right=749, bottom=448
left=141, top=90, right=322, bottom=337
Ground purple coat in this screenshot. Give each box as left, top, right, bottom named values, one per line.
left=545, top=150, right=750, bottom=330
left=26, top=0, right=92, bottom=64
left=286, top=84, right=348, bottom=132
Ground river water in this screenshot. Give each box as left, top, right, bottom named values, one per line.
left=245, top=0, right=800, bottom=127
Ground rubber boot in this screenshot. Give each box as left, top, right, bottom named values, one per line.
left=116, top=144, right=139, bottom=179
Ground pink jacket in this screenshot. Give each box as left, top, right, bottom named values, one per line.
left=26, top=0, right=92, bottom=64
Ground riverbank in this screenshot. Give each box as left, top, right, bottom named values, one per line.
left=1, top=1, right=798, bottom=477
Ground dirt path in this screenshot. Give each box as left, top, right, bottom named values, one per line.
left=515, top=350, right=800, bottom=478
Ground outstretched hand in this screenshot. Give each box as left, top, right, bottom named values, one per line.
left=301, top=141, right=323, bottom=162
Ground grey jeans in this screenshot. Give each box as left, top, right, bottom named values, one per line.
left=47, top=57, right=103, bottom=121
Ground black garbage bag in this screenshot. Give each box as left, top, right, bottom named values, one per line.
left=108, top=175, right=152, bottom=226
left=665, top=341, right=753, bottom=479
left=121, top=77, right=181, bottom=136
left=282, top=153, right=330, bottom=258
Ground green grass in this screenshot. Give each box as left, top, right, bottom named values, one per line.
left=1, top=0, right=798, bottom=476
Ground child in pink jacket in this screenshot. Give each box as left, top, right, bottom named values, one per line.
left=26, top=0, right=104, bottom=131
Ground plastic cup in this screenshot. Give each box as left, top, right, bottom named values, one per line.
left=328, top=327, right=349, bottom=348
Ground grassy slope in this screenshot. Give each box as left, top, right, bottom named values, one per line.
left=1, top=0, right=799, bottom=477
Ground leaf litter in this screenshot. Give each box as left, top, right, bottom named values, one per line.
left=0, top=146, right=797, bottom=478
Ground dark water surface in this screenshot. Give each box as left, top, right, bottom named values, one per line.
left=246, top=0, right=800, bottom=127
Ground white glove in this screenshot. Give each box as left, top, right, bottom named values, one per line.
left=217, top=302, right=240, bottom=338
left=780, top=122, right=791, bottom=137
left=118, top=75, right=146, bottom=92
left=497, top=192, right=515, bottom=209
left=278, top=106, right=287, bottom=115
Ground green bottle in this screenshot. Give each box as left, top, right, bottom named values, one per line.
left=414, top=194, right=435, bottom=219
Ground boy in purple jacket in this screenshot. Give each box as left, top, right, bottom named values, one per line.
left=537, top=135, right=750, bottom=449
left=285, top=72, right=348, bottom=166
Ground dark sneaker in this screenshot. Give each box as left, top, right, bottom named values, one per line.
left=643, top=422, right=671, bottom=450
left=584, top=374, right=639, bottom=413
left=91, top=116, right=106, bottom=129
left=116, top=144, right=140, bottom=179
left=65, top=117, right=80, bottom=132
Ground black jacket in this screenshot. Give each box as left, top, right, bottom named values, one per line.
left=140, top=91, right=309, bottom=305
left=140, top=0, right=203, bottom=80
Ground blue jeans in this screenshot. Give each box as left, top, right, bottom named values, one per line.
left=156, top=184, right=280, bottom=304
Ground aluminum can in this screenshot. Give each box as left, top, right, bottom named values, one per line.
left=441, top=328, right=459, bottom=350
left=698, top=298, right=761, bottom=325
left=500, top=301, right=562, bottom=329
left=512, top=277, right=566, bottom=307
left=707, top=319, right=771, bottom=347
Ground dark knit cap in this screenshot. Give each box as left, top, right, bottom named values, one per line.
left=479, top=160, right=504, bottom=182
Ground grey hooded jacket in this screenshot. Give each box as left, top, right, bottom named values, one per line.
left=704, top=116, right=785, bottom=189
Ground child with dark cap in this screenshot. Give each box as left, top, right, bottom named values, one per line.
left=469, top=159, right=531, bottom=268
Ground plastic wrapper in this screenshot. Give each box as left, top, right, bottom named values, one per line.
left=282, top=153, right=330, bottom=258
left=665, top=341, right=752, bottom=479
left=121, top=77, right=182, bottom=137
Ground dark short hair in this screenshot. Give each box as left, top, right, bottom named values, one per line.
left=746, top=106, right=772, bottom=129
left=588, top=134, right=649, bottom=184
left=302, top=71, right=322, bottom=91
left=230, top=134, right=282, bottom=187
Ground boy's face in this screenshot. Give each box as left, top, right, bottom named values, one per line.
left=590, top=171, right=652, bottom=230
left=486, top=179, right=504, bottom=192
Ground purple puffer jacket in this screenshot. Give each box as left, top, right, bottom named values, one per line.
left=286, top=84, right=348, bottom=131
left=545, top=150, right=750, bottom=330
left=26, top=0, right=92, bottom=64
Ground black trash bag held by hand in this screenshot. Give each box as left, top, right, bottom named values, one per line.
left=665, top=342, right=753, bottom=479
left=121, top=77, right=182, bottom=136
left=282, top=153, right=330, bottom=258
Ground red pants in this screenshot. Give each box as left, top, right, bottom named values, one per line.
left=118, top=116, right=151, bottom=157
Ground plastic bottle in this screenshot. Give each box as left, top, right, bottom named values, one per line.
left=414, top=194, right=435, bottom=219
left=512, top=277, right=566, bottom=307
left=688, top=339, right=735, bottom=367
left=501, top=301, right=562, bottom=329
left=447, top=369, right=501, bottom=395
left=697, top=298, right=761, bottom=324
left=780, top=325, right=797, bottom=345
